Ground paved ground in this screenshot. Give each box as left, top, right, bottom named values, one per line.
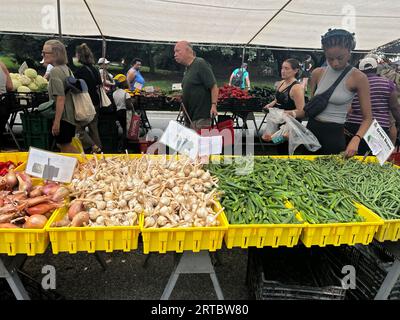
left=1, top=245, right=249, bottom=300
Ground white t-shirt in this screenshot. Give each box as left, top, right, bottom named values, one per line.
left=112, top=88, right=131, bottom=111
left=45, top=64, right=54, bottom=76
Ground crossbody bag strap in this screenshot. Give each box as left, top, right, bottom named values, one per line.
left=84, top=64, right=97, bottom=82
left=324, top=65, right=353, bottom=97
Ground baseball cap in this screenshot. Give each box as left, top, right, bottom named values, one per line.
left=359, top=57, right=377, bottom=71
left=113, top=74, right=126, bottom=83
left=98, top=57, right=110, bottom=64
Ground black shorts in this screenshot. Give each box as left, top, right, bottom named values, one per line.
left=54, top=120, right=76, bottom=145
left=306, top=118, right=345, bottom=155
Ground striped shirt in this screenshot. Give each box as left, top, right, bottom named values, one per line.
left=347, top=74, right=396, bottom=129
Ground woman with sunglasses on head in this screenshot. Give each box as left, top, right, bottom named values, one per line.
left=307, top=29, right=372, bottom=157
left=42, top=39, right=78, bottom=153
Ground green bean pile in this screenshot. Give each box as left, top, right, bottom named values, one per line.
left=313, top=157, right=400, bottom=220
left=209, top=156, right=399, bottom=225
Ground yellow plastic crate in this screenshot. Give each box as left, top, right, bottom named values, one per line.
left=374, top=219, right=400, bottom=242
left=0, top=152, right=28, bottom=171
left=140, top=202, right=228, bottom=254
left=288, top=202, right=384, bottom=247
left=0, top=214, right=53, bottom=256
left=0, top=178, right=53, bottom=256
left=47, top=207, right=140, bottom=254
left=224, top=203, right=304, bottom=248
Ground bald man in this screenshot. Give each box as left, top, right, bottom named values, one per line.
left=174, top=41, right=219, bottom=130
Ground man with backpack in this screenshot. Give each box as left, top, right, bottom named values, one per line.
left=229, top=63, right=250, bottom=90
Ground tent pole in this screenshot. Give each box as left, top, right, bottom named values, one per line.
left=246, top=0, right=293, bottom=46
left=83, top=0, right=107, bottom=59
left=57, top=0, right=62, bottom=40
left=242, top=46, right=246, bottom=65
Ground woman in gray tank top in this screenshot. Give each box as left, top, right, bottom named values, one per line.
left=307, top=29, right=372, bottom=157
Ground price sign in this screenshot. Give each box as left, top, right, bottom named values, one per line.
left=25, top=147, right=78, bottom=183
left=364, top=119, right=394, bottom=165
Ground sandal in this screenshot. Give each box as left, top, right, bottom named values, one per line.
left=92, top=145, right=102, bottom=153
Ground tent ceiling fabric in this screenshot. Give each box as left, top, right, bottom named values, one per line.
left=0, top=0, right=399, bottom=50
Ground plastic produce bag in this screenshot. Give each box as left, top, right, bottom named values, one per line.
left=262, top=108, right=286, bottom=142
left=283, top=114, right=321, bottom=155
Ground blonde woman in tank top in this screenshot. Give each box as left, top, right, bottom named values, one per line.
left=307, top=29, right=372, bottom=157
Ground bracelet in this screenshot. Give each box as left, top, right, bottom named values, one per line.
left=354, top=134, right=362, bottom=140
left=211, top=102, right=217, bottom=105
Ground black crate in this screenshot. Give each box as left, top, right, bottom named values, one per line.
left=20, top=112, right=52, bottom=135
left=20, top=112, right=53, bottom=150
left=323, top=243, right=400, bottom=300
left=22, top=132, right=53, bottom=150
left=247, top=247, right=346, bottom=300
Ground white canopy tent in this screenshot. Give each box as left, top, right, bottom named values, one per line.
left=0, top=0, right=399, bottom=51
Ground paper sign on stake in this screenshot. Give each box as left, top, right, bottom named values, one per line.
left=134, top=82, right=143, bottom=90
left=172, top=83, right=182, bottom=91
left=159, top=120, right=223, bottom=160
left=159, top=120, right=199, bottom=160
left=18, top=61, right=28, bottom=75
left=25, top=147, right=78, bottom=183
left=363, top=119, right=394, bottom=165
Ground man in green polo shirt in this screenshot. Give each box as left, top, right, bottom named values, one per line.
left=174, top=41, right=219, bottom=130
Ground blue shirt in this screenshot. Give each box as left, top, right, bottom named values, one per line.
left=232, top=68, right=249, bottom=89
left=128, top=67, right=145, bottom=90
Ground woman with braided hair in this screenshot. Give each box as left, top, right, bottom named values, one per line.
left=307, top=29, right=372, bottom=157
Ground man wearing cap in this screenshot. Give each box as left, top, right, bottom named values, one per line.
left=98, top=57, right=115, bottom=93
left=229, top=63, right=250, bottom=90
left=345, top=56, right=400, bottom=153
left=112, top=74, right=134, bottom=151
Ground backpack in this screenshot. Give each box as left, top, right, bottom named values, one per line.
left=232, top=68, right=244, bottom=87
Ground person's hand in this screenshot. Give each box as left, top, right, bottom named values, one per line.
left=52, top=120, right=60, bottom=136
left=284, top=110, right=297, bottom=118
left=263, top=103, right=272, bottom=110
left=210, top=104, right=218, bottom=117
left=344, top=136, right=360, bottom=158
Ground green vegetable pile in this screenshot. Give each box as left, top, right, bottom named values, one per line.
left=209, top=156, right=400, bottom=225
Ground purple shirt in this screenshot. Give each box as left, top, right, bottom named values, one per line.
left=347, top=74, right=396, bottom=129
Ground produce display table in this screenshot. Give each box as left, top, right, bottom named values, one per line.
left=1, top=92, right=49, bottom=150
left=1, top=153, right=400, bottom=300
left=161, top=251, right=224, bottom=300
left=375, top=241, right=400, bottom=300
left=0, top=255, right=30, bottom=300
